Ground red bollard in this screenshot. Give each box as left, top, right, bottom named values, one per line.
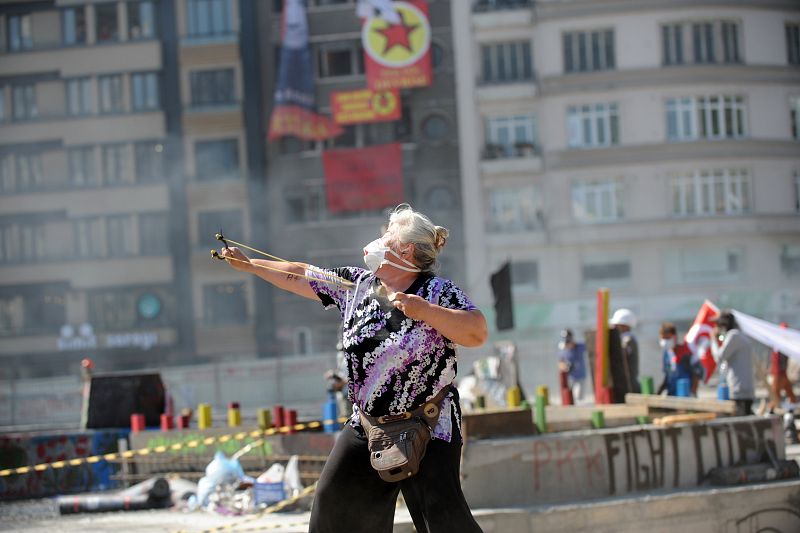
left=559, top=370, right=574, bottom=406
left=285, top=409, right=298, bottom=435
left=131, top=413, right=146, bottom=433
left=272, top=405, right=285, bottom=431
left=160, top=414, right=174, bottom=432
left=177, top=413, right=191, bottom=429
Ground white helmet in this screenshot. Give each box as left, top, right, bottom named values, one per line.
left=609, top=308, right=637, bottom=328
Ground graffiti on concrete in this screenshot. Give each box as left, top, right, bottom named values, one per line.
left=603, top=418, right=777, bottom=495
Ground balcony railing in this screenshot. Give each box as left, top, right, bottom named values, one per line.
left=482, top=142, right=539, bottom=160
left=473, top=0, right=533, bottom=13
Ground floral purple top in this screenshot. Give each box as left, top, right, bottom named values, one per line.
left=307, top=266, right=477, bottom=442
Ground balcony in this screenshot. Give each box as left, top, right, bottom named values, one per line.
left=0, top=40, right=162, bottom=77
left=473, top=0, right=534, bottom=30
left=473, top=0, right=533, bottom=11
left=0, top=111, right=165, bottom=145
left=481, top=143, right=543, bottom=175
left=477, top=80, right=538, bottom=103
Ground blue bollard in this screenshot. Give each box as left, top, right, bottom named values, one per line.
left=717, top=382, right=730, bottom=401
left=323, top=395, right=339, bottom=433
left=676, top=378, right=691, bottom=398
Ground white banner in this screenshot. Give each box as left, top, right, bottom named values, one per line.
left=732, top=310, right=800, bottom=361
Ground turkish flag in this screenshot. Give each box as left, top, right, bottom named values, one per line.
left=323, top=143, right=404, bottom=213
left=684, top=300, right=720, bottom=383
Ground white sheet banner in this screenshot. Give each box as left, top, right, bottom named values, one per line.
left=732, top=310, right=800, bottom=361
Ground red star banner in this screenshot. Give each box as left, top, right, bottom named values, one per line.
left=323, top=143, right=404, bottom=213
left=361, top=0, right=432, bottom=90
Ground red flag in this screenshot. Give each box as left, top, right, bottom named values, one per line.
left=684, top=300, right=720, bottom=383
left=322, top=143, right=404, bottom=213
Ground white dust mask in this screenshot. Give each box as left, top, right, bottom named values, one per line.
left=362, top=238, right=421, bottom=274
left=659, top=338, right=675, bottom=350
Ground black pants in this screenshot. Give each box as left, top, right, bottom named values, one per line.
left=309, top=424, right=482, bottom=533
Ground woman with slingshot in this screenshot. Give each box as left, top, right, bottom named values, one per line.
left=217, top=204, right=486, bottom=533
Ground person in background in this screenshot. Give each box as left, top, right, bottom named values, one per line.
left=558, top=329, right=587, bottom=402
left=609, top=308, right=640, bottom=393
left=768, top=322, right=797, bottom=412
left=712, top=311, right=755, bottom=416
left=656, top=322, right=694, bottom=396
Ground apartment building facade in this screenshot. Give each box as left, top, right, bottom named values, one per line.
left=0, top=0, right=268, bottom=378
left=255, top=0, right=466, bottom=356
left=0, top=0, right=464, bottom=377
left=454, top=0, right=800, bottom=387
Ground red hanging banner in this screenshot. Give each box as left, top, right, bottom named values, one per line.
left=361, top=0, right=432, bottom=91
left=323, top=143, right=404, bottom=214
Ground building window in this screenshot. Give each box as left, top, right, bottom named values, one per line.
left=563, top=29, right=614, bottom=73
left=782, top=245, right=800, bottom=276
left=285, top=182, right=325, bottom=223
left=294, top=327, right=312, bottom=355
left=484, top=115, right=537, bottom=158
left=135, top=142, right=165, bottom=181
left=0, top=221, right=46, bottom=264
left=511, top=260, right=539, bottom=291
left=62, top=7, right=87, bottom=45
left=425, top=185, right=455, bottom=211
left=671, top=168, right=750, bottom=216
left=74, top=217, right=105, bottom=259
left=128, top=1, right=157, bottom=39
left=393, top=105, right=413, bottom=142
left=197, top=209, right=243, bottom=249
left=788, top=24, right=800, bottom=65
left=665, top=247, right=742, bottom=284
left=567, top=103, right=619, bottom=148
left=27, top=291, right=67, bottom=334
left=203, top=282, right=247, bottom=325
left=0, top=89, right=5, bottom=122
left=318, top=42, right=364, bottom=77
left=95, top=2, right=119, bottom=42
left=662, top=24, right=684, bottom=65
left=663, top=21, right=742, bottom=66
left=187, top=0, right=233, bottom=38
left=98, top=75, right=124, bottom=114
left=194, top=139, right=239, bottom=180
left=572, top=180, right=624, bottom=223
left=582, top=258, right=630, bottom=288
left=103, top=144, right=131, bottom=185
left=89, top=287, right=173, bottom=330
left=666, top=95, right=746, bottom=141
left=480, top=41, right=533, bottom=83
left=131, top=72, right=159, bottom=111
left=15, top=152, right=43, bottom=191
left=69, top=147, right=98, bottom=187
left=791, top=97, right=800, bottom=140
left=487, top=185, right=541, bottom=233
left=691, top=22, right=715, bottom=63
left=0, top=156, right=11, bottom=192
left=795, top=172, right=800, bottom=212
left=66, top=78, right=92, bottom=116
left=139, top=213, right=168, bottom=255
left=421, top=115, right=450, bottom=140
left=12, top=85, right=37, bottom=121
left=190, top=69, right=236, bottom=107
left=107, top=215, right=137, bottom=257
left=7, top=14, right=32, bottom=51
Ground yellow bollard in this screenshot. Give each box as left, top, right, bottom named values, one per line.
left=506, top=386, right=522, bottom=407
left=257, top=408, right=272, bottom=430
left=198, top=403, right=212, bottom=429
left=227, top=402, right=241, bottom=427
left=536, top=385, right=549, bottom=406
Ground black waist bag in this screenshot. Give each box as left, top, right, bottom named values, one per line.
left=359, top=387, right=449, bottom=483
